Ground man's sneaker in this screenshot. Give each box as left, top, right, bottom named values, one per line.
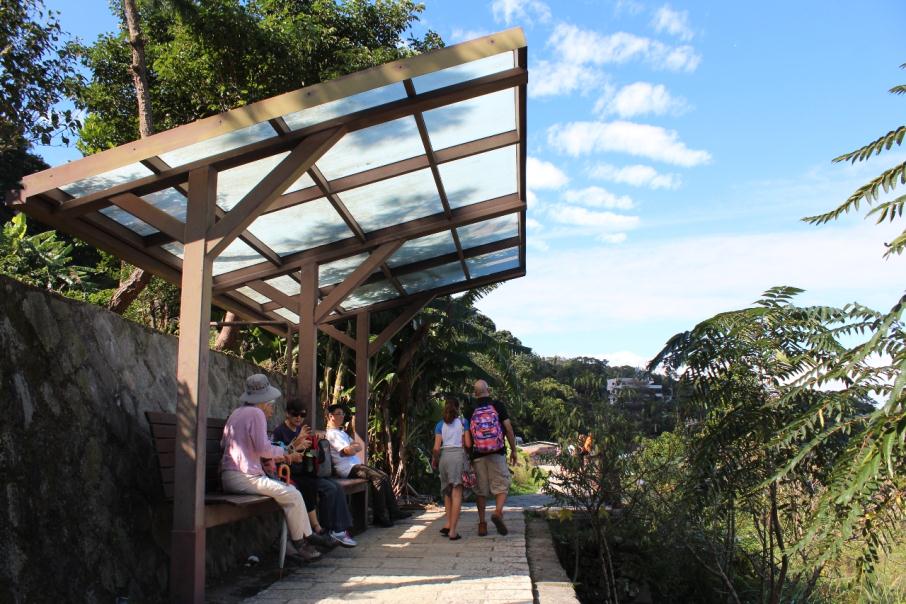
left=330, top=530, right=357, bottom=548
left=306, top=531, right=333, bottom=548
left=391, top=510, right=412, bottom=520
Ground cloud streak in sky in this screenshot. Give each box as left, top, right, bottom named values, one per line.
left=547, top=120, right=712, bottom=166
left=651, top=5, right=694, bottom=41
left=589, top=163, right=682, bottom=190
left=594, top=82, right=689, bottom=118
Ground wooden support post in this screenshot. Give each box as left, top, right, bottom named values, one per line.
left=355, top=312, right=370, bottom=452
left=297, top=263, right=319, bottom=422
left=171, top=165, right=216, bottom=604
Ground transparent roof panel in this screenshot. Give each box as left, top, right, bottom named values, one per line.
left=411, top=52, right=515, bottom=94
left=247, top=197, right=353, bottom=255
left=466, top=247, right=520, bottom=279
left=162, top=241, right=184, bottom=259
left=144, top=188, right=187, bottom=222
left=386, top=231, right=458, bottom=268
left=440, top=146, right=517, bottom=209
left=285, top=171, right=316, bottom=194
left=264, top=274, right=301, bottom=297
left=342, top=280, right=399, bottom=310
left=316, top=117, right=424, bottom=180
left=423, top=89, right=515, bottom=152
left=339, top=168, right=442, bottom=233
left=158, top=121, right=276, bottom=168
left=319, top=253, right=369, bottom=288
left=212, top=238, right=266, bottom=276
left=398, top=261, right=466, bottom=295
left=273, top=308, right=300, bottom=324
left=283, top=83, right=408, bottom=131
left=456, top=213, right=519, bottom=249
left=99, top=206, right=157, bottom=236
left=216, top=152, right=289, bottom=211
left=236, top=286, right=271, bottom=305
left=59, top=163, right=154, bottom=198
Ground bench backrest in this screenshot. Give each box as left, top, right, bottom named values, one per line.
left=146, top=411, right=224, bottom=499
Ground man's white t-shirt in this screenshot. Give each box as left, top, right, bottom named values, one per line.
left=325, top=428, right=362, bottom=478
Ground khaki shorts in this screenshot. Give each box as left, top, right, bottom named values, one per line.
left=472, top=454, right=511, bottom=497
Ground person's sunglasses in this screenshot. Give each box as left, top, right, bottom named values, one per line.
left=289, top=411, right=307, bottom=418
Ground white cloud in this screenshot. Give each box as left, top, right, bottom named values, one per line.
left=450, top=28, right=492, bottom=43
left=564, top=186, right=634, bottom=209
left=529, top=59, right=604, bottom=97
left=651, top=5, right=694, bottom=41
left=547, top=24, right=701, bottom=72
left=552, top=206, right=640, bottom=230
left=600, top=350, right=650, bottom=368
left=528, top=156, right=570, bottom=191
left=492, top=0, right=551, bottom=26
left=526, top=217, right=544, bottom=231
left=594, top=82, right=689, bottom=118
left=589, top=163, right=682, bottom=190
left=547, top=120, right=712, bottom=167
left=475, top=221, right=905, bottom=347
left=598, top=233, right=628, bottom=244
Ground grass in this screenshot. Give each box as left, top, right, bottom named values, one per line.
left=509, top=449, right=548, bottom=495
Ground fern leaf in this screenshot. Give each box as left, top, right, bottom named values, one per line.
left=866, top=194, right=906, bottom=223
left=804, top=161, right=906, bottom=225
left=833, top=127, right=906, bottom=164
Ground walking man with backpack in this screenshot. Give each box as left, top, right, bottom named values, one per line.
left=468, top=379, right=518, bottom=536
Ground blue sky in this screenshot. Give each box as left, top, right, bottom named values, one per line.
left=39, top=0, right=906, bottom=367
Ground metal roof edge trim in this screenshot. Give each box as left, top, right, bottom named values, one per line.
left=20, top=27, right=527, bottom=198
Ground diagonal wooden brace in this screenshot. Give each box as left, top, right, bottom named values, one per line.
left=313, top=240, right=404, bottom=323
left=206, top=126, right=345, bottom=258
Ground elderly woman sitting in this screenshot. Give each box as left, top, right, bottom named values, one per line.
left=220, top=374, right=332, bottom=561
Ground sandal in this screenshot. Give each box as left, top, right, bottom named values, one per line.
left=491, top=514, right=508, bottom=535
left=439, top=527, right=450, bottom=535
left=449, top=534, right=462, bottom=541
left=478, top=521, right=488, bottom=536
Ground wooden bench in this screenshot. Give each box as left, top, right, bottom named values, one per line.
left=145, top=411, right=369, bottom=567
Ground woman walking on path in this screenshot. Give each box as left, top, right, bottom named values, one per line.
left=432, top=396, right=472, bottom=540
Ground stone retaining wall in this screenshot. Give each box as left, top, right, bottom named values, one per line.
left=0, top=275, right=290, bottom=603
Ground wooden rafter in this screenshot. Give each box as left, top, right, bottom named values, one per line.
left=206, top=127, right=346, bottom=257
left=320, top=266, right=524, bottom=324
left=318, top=323, right=356, bottom=350
left=313, top=241, right=403, bottom=323
left=211, top=193, right=524, bottom=292
left=368, top=294, right=433, bottom=357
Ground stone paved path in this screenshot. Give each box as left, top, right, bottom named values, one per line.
left=245, top=495, right=557, bottom=604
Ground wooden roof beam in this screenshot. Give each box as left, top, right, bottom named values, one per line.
left=207, top=127, right=346, bottom=258
left=211, top=193, right=524, bottom=292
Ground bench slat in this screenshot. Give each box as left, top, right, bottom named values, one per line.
left=149, top=422, right=224, bottom=440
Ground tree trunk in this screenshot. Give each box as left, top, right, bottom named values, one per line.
left=213, top=311, right=240, bottom=351
left=108, top=266, right=152, bottom=313
left=109, top=0, right=154, bottom=315
left=123, top=0, right=153, bottom=137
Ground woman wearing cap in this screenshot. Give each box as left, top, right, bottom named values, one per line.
left=220, top=374, right=332, bottom=561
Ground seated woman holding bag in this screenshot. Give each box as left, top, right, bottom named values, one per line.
left=273, top=398, right=357, bottom=548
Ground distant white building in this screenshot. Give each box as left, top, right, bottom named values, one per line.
left=606, top=378, right=665, bottom=404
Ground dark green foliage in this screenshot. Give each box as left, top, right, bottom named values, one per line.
left=71, top=0, right=442, bottom=152
left=0, top=214, right=103, bottom=295
left=0, top=0, right=81, bottom=190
